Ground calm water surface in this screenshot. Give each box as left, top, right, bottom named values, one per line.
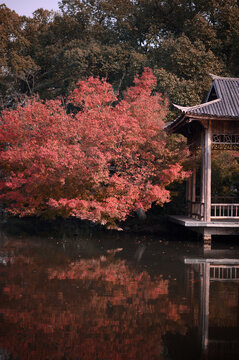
left=0, top=224, right=239, bottom=360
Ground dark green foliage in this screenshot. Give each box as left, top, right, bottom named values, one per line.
left=1, top=0, right=239, bottom=110
left=211, top=151, right=239, bottom=198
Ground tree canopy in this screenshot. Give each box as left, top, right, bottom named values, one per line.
left=0, top=69, right=188, bottom=225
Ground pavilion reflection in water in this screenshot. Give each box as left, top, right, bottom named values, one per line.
left=185, top=251, right=239, bottom=358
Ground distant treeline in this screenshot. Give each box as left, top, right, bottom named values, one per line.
left=0, top=0, right=239, bottom=116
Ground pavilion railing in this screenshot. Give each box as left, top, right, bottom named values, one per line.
left=211, top=203, right=239, bottom=219
left=188, top=197, right=239, bottom=220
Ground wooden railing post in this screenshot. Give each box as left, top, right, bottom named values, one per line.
left=187, top=177, right=192, bottom=216
left=192, top=160, right=196, bottom=204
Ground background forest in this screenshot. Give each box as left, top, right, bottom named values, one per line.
left=1, top=0, right=239, bottom=224
left=1, top=0, right=239, bottom=114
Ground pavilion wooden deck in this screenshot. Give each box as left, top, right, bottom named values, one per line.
left=170, top=215, right=239, bottom=240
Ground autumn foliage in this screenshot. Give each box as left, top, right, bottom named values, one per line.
left=0, top=68, right=188, bottom=225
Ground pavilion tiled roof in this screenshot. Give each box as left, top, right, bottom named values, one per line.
left=173, top=75, right=239, bottom=118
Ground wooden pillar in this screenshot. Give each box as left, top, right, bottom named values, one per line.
left=192, top=158, right=196, bottom=203
left=191, top=158, right=196, bottom=219
left=204, top=121, right=212, bottom=222
left=188, top=177, right=192, bottom=216
left=186, top=180, right=189, bottom=215
left=201, top=132, right=205, bottom=220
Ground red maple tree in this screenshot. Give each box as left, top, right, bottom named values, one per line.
left=0, top=68, right=188, bottom=225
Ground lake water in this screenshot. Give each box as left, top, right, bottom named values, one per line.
left=0, top=222, right=239, bottom=359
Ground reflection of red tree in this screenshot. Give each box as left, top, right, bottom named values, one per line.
left=209, top=282, right=239, bottom=328
left=0, top=245, right=190, bottom=360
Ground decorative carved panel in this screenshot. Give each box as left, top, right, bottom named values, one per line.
left=212, top=134, right=239, bottom=150
left=213, top=134, right=239, bottom=144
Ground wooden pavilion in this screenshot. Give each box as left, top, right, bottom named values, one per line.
left=167, top=74, right=239, bottom=241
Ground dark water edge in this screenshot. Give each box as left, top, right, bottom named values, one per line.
left=0, top=218, right=239, bottom=360
left=0, top=214, right=198, bottom=240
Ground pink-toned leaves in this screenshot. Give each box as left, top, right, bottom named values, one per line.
left=0, top=68, right=189, bottom=225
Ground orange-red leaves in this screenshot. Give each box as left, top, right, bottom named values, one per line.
left=0, top=68, right=189, bottom=224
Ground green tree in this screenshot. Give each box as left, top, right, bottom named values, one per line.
left=0, top=4, right=39, bottom=107
left=1, top=0, right=239, bottom=111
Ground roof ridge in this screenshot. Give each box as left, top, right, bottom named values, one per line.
left=209, top=73, right=239, bottom=81
left=173, top=98, right=221, bottom=113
